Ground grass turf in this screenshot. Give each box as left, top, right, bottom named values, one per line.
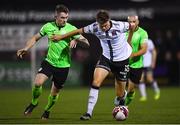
left=0, top=86, right=180, bottom=124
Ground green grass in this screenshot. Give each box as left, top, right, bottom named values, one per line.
left=0, top=86, right=180, bottom=124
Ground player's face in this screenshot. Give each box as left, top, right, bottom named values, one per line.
left=55, top=12, right=69, bottom=26
left=128, top=17, right=139, bottom=28
left=99, top=21, right=111, bottom=32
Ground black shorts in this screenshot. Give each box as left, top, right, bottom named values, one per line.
left=143, top=67, right=153, bottom=73
left=38, top=60, right=69, bottom=89
left=129, top=67, right=143, bottom=84
left=96, top=55, right=129, bottom=81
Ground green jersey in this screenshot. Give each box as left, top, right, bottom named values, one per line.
left=127, top=27, right=148, bottom=68
left=40, top=22, right=80, bottom=68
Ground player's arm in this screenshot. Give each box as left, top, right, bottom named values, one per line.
left=127, top=23, right=136, bottom=46
left=70, top=35, right=89, bottom=48
left=17, top=33, right=42, bottom=58
left=76, top=35, right=90, bottom=46
left=130, top=42, right=147, bottom=58
left=151, top=47, right=157, bottom=69
left=51, top=28, right=84, bottom=41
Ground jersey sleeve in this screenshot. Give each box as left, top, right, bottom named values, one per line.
left=83, top=22, right=97, bottom=34
left=117, top=21, right=129, bottom=33
left=39, top=23, right=49, bottom=36
left=140, top=30, right=148, bottom=45
left=148, top=39, right=154, bottom=50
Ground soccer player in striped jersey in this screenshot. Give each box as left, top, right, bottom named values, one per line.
left=51, top=10, right=136, bottom=120
left=17, top=4, right=89, bottom=120
left=114, top=16, right=148, bottom=106
left=139, top=39, right=160, bottom=101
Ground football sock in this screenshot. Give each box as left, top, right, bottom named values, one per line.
left=152, top=81, right=160, bottom=93
left=87, top=86, right=99, bottom=116
left=139, top=83, right=147, bottom=98
left=31, top=85, right=42, bottom=105
left=152, top=81, right=160, bottom=100
left=125, top=91, right=135, bottom=105
left=45, top=94, right=59, bottom=112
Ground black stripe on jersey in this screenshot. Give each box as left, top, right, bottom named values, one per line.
left=123, top=22, right=126, bottom=31
left=105, top=31, right=113, bottom=61
left=107, top=40, right=113, bottom=61
left=106, top=32, right=113, bottom=60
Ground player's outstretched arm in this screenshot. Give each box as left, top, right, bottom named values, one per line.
left=17, top=33, right=42, bottom=59
left=51, top=28, right=83, bottom=41
left=70, top=35, right=89, bottom=48
left=127, top=23, right=136, bottom=46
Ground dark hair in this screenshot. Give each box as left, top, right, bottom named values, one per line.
left=96, top=10, right=110, bottom=24
left=55, top=4, right=69, bottom=14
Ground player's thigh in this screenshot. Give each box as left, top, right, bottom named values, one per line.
left=140, top=72, right=145, bottom=82
left=34, top=73, right=49, bottom=86
left=53, top=67, right=69, bottom=89
left=129, top=68, right=143, bottom=84
left=93, top=67, right=109, bottom=86
left=35, top=60, right=53, bottom=85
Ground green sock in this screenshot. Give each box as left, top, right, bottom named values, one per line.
left=125, top=91, right=135, bottom=105
left=31, top=85, right=42, bottom=105
left=45, top=94, right=59, bottom=112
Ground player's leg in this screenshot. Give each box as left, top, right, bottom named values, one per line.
left=112, top=59, right=129, bottom=106
left=41, top=83, right=59, bottom=120
left=125, top=68, right=143, bottom=105
left=125, top=80, right=136, bottom=105
left=114, top=80, right=127, bottom=106
left=146, top=70, right=160, bottom=100
left=139, top=71, right=147, bottom=101
left=41, top=67, right=69, bottom=120
left=24, top=73, right=48, bottom=116
left=80, top=67, right=109, bottom=120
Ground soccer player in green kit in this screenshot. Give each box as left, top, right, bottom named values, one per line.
left=114, top=15, right=148, bottom=106
left=17, top=4, right=89, bottom=120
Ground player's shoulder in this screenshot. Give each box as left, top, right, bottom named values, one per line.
left=64, top=22, right=77, bottom=28
left=111, top=20, right=124, bottom=25
left=147, top=39, right=154, bottom=45
left=138, top=27, right=147, bottom=33
left=111, top=20, right=128, bottom=29
left=42, top=21, right=56, bottom=28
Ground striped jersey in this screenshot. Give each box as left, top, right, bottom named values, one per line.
left=83, top=20, right=132, bottom=61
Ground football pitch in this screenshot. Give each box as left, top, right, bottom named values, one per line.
left=0, top=86, right=180, bottom=124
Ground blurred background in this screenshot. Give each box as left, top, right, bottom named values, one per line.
left=0, top=0, right=180, bottom=88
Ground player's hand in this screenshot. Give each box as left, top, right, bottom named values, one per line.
left=129, top=22, right=136, bottom=31
left=51, top=35, right=62, bottom=41
left=130, top=53, right=135, bottom=58
left=70, top=40, right=78, bottom=48
left=17, top=48, right=28, bottom=59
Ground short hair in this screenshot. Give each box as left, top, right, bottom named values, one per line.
left=127, top=15, right=139, bottom=20
left=96, top=10, right=110, bottom=24
left=55, top=4, right=69, bottom=14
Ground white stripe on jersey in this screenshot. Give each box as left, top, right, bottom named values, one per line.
left=143, top=39, right=154, bottom=67
left=83, top=20, right=132, bottom=61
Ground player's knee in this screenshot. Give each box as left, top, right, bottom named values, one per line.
left=92, top=80, right=102, bottom=87
left=34, top=79, right=44, bottom=86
